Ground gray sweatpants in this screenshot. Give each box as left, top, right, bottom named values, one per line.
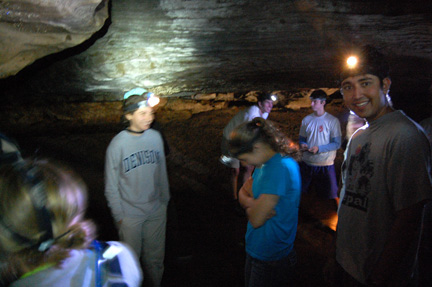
left=119, top=204, right=167, bottom=287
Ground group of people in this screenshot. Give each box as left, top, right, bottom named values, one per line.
left=220, top=86, right=342, bottom=286
left=221, top=45, right=432, bottom=287
left=0, top=89, right=168, bottom=286
left=0, top=44, right=431, bottom=287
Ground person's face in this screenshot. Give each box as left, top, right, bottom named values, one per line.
left=236, top=143, right=269, bottom=167
left=310, top=99, right=325, bottom=113
left=341, top=73, right=391, bottom=122
left=258, top=99, right=273, bottom=114
left=126, top=106, right=155, bottom=131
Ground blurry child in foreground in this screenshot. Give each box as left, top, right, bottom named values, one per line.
left=0, top=159, right=142, bottom=286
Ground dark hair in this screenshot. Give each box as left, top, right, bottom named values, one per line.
left=123, top=94, right=148, bottom=115
left=228, top=117, right=300, bottom=160
left=310, top=89, right=327, bottom=100
left=257, top=92, right=272, bottom=103
left=340, top=45, right=390, bottom=83
left=121, top=94, right=149, bottom=124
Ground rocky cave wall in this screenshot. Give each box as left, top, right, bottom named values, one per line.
left=0, top=0, right=431, bottom=126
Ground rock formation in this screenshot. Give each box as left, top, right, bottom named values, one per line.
left=0, top=0, right=431, bottom=120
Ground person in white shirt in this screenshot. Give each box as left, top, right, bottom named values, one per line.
left=299, top=89, right=342, bottom=209
left=220, top=92, right=274, bottom=202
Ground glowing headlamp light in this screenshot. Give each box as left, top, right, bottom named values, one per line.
left=270, top=94, right=277, bottom=101
left=346, top=56, right=358, bottom=69
left=146, top=93, right=160, bottom=107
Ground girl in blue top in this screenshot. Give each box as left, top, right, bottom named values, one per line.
left=228, top=117, right=301, bottom=287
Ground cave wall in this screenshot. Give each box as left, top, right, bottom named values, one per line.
left=0, top=0, right=431, bottom=122
left=0, top=0, right=109, bottom=78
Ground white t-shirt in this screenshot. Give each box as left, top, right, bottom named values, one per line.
left=223, top=105, right=268, bottom=140
left=11, top=241, right=143, bottom=287
left=299, top=112, right=341, bottom=166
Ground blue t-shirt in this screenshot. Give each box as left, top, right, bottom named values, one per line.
left=246, top=153, right=301, bottom=261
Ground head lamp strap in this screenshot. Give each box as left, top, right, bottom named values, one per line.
left=22, top=167, right=54, bottom=247
left=123, top=100, right=148, bottom=112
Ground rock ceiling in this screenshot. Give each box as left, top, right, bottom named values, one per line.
left=0, top=0, right=432, bottom=104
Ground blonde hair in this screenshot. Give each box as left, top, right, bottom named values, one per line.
left=228, top=117, right=300, bottom=161
left=0, top=159, right=96, bottom=284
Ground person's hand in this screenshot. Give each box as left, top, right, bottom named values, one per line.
left=308, top=146, right=319, bottom=154
left=300, top=143, right=308, bottom=151
left=266, top=209, right=276, bottom=219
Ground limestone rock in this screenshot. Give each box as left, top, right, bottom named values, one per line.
left=0, top=0, right=109, bottom=78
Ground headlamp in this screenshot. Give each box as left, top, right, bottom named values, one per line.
left=340, top=53, right=363, bottom=81
left=346, top=56, right=358, bottom=69
left=146, top=93, right=160, bottom=107
left=123, top=88, right=160, bottom=112
left=270, top=94, right=277, bottom=101
left=340, top=46, right=389, bottom=82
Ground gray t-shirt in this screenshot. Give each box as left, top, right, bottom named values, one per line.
left=337, top=110, right=432, bottom=284
left=105, top=129, right=170, bottom=222
left=299, top=112, right=341, bottom=166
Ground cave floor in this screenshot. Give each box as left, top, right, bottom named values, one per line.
left=12, top=107, right=346, bottom=287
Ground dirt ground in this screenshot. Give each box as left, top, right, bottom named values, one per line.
left=10, top=105, right=349, bottom=287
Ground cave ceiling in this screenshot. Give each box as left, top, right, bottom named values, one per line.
left=0, top=0, right=432, bottom=103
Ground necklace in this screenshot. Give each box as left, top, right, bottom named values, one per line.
left=126, top=129, right=145, bottom=134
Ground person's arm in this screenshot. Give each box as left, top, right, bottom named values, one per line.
left=367, top=200, right=428, bottom=285
left=104, top=144, right=124, bottom=225
left=299, top=119, right=309, bottom=150
left=238, top=176, right=254, bottom=209
left=244, top=194, right=279, bottom=229
left=316, top=136, right=342, bottom=153
left=155, top=133, right=170, bottom=204
left=299, top=135, right=308, bottom=150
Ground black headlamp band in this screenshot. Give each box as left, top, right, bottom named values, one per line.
left=123, top=100, right=149, bottom=112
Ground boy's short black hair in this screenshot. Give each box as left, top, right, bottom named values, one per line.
left=340, top=45, right=390, bottom=82
left=309, top=89, right=327, bottom=100
left=257, top=92, right=272, bottom=103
